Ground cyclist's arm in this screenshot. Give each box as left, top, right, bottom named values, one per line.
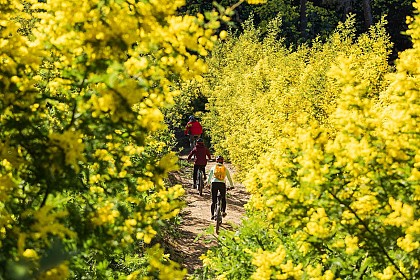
left=225, top=168, right=234, bottom=188
left=207, top=168, right=214, bottom=185
left=206, top=149, right=211, bottom=160
left=187, top=149, right=195, bottom=160
left=184, top=122, right=191, bottom=135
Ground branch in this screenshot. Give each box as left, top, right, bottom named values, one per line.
left=229, top=0, right=245, bottom=11
left=328, top=190, right=409, bottom=280
left=64, top=71, right=87, bottom=131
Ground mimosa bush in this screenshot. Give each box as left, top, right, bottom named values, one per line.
left=202, top=15, right=391, bottom=180
left=0, top=0, right=267, bottom=278
left=200, top=1, right=419, bottom=279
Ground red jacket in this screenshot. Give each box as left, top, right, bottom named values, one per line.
left=187, top=142, right=211, bottom=165
left=184, top=120, right=203, bottom=135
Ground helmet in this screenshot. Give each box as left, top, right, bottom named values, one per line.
left=189, top=115, right=195, bottom=121
left=216, top=155, right=224, bottom=163
left=196, top=138, right=204, bottom=143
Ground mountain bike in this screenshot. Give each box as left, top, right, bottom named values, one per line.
left=213, top=187, right=233, bottom=234
left=195, top=168, right=204, bottom=196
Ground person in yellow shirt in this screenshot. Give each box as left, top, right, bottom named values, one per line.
left=207, top=155, right=234, bottom=219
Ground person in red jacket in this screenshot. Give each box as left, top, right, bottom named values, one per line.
left=184, top=115, right=203, bottom=150
left=187, top=138, right=211, bottom=189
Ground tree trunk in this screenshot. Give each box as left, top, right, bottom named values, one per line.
left=362, top=0, right=373, bottom=29
left=300, top=0, right=308, bottom=40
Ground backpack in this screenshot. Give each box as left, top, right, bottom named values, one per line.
left=214, top=164, right=226, bottom=180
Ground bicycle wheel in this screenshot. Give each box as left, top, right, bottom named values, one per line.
left=198, top=170, right=203, bottom=196
left=190, top=136, right=198, bottom=151
left=194, top=178, right=199, bottom=191
left=190, top=139, right=194, bottom=151
left=215, top=196, right=222, bottom=234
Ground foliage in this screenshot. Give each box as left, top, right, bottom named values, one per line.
left=201, top=14, right=391, bottom=179
left=163, top=79, right=207, bottom=130
left=371, top=0, right=414, bottom=59
left=0, top=0, right=254, bottom=278
left=166, top=0, right=269, bottom=133
left=183, top=0, right=414, bottom=61
left=198, top=1, right=419, bottom=279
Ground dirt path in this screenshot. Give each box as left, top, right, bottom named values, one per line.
left=169, top=153, right=249, bottom=275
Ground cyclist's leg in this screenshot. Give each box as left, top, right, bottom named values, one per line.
left=220, top=184, right=227, bottom=214
left=192, top=165, right=198, bottom=188
left=199, top=165, right=206, bottom=180
left=210, top=183, right=218, bottom=218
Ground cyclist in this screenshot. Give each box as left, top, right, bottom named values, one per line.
left=187, top=138, right=211, bottom=189
left=184, top=115, right=203, bottom=150
left=207, top=155, right=234, bottom=220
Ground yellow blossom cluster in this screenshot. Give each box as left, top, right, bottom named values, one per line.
left=304, top=208, right=336, bottom=239
left=0, top=0, right=44, bottom=100
left=251, top=246, right=303, bottom=279
left=397, top=233, right=420, bottom=252
left=91, top=201, right=120, bottom=226
left=306, top=264, right=334, bottom=280
left=384, top=197, right=415, bottom=227
left=49, top=130, right=86, bottom=172
left=29, top=206, right=76, bottom=239
left=373, top=266, right=396, bottom=280
left=140, top=245, right=187, bottom=280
